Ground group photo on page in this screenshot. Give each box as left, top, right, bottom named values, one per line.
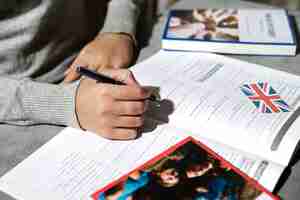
left=93, top=139, right=276, bottom=200
left=0, top=0, right=300, bottom=200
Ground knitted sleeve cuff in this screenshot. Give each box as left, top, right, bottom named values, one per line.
left=21, top=80, right=80, bottom=127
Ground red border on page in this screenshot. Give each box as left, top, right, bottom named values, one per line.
left=91, top=136, right=280, bottom=200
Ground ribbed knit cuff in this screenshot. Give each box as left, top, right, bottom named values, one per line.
left=22, top=81, right=80, bottom=127
left=100, top=0, right=141, bottom=35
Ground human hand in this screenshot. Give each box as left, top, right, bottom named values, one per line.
left=75, top=69, right=150, bottom=140
left=64, top=33, right=136, bottom=83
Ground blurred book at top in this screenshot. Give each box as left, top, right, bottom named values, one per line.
left=162, top=8, right=297, bottom=56
left=246, top=0, right=300, bottom=10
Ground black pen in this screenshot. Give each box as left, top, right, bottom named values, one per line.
left=76, top=66, right=159, bottom=102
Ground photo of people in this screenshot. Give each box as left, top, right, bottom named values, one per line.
left=92, top=138, right=277, bottom=200
left=166, top=9, right=240, bottom=41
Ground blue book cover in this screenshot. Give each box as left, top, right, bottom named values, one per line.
left=162, top=9, right=297, bottom=56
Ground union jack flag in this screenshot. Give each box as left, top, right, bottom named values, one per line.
left=240, top=82, right=290, bottom=113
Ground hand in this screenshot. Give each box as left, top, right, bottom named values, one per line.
left=64, top=33, right=136, bottom=83
left=75, top=69, right=150, bottom=140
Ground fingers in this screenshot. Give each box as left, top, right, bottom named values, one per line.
left=103, top=128, right=138, bottom=140
left=112, top=100, right=148, bottom=115
left=64, top=67, right=72, bottom=76
left=94, top=91, right=148, bottom=140
left=99, top=84, right=151, bottom=101
left=96, top=112, right=145, bottom=140
left=64, top=59, right=88, bottom=83
left=114, top=116, right=144, bottom=128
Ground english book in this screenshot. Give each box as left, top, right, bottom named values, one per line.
left=162, top=9, right=297, bottom=56
left=1, top=50, right=300, bottom=199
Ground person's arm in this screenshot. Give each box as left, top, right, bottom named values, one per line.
left=100, top=0, right=144, bottom=35
left=64, top=0, right=145, bottom=82
left=0, top=76, right=77, bottom=126
left=0, top=69, right=150, bottom=140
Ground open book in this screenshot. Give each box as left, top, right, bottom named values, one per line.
left=1, top=50, right=300, bottom=199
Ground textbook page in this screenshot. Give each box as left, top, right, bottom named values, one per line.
left=0, top=124, right=187, bottom=200
left=195, top=136, right=285, bottom=191
left=132, top=50, right=300, bottom=166
left=0, top=124, right=281, bottom=200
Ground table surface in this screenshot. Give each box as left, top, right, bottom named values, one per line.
left=1, top=0, right=300, bottom=199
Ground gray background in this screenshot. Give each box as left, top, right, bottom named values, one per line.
left=1, top=0, right=300, bottom=199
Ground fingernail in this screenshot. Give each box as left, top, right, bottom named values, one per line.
left=64, top=69, right=70, bottom=75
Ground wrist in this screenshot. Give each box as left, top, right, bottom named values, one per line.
left=73, top=78, right=88, bottom=131
left=96, top=32, right=138, bottom=51
left=117, top=32, right=138, bottom=63
left=117, top=32, right=138, bottom=49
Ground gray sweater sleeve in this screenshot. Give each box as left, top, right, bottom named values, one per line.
left=0, top=76, right=78, bottom=126
left=101, top=0, right=145, bottom=35
left=0, top=0, right=143, bottom=127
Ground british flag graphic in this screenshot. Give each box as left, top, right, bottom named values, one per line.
left=240, top=82, right=290, bottom=113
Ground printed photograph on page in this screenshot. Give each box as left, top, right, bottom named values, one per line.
left=166, top=9, right=240, bottom=41
left=91, top=137, right=278, bottom=200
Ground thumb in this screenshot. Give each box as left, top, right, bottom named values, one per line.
left=64, top=59, right=88, bottom=83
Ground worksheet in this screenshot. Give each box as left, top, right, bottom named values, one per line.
left=133, top=50, right=300, bottom=165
